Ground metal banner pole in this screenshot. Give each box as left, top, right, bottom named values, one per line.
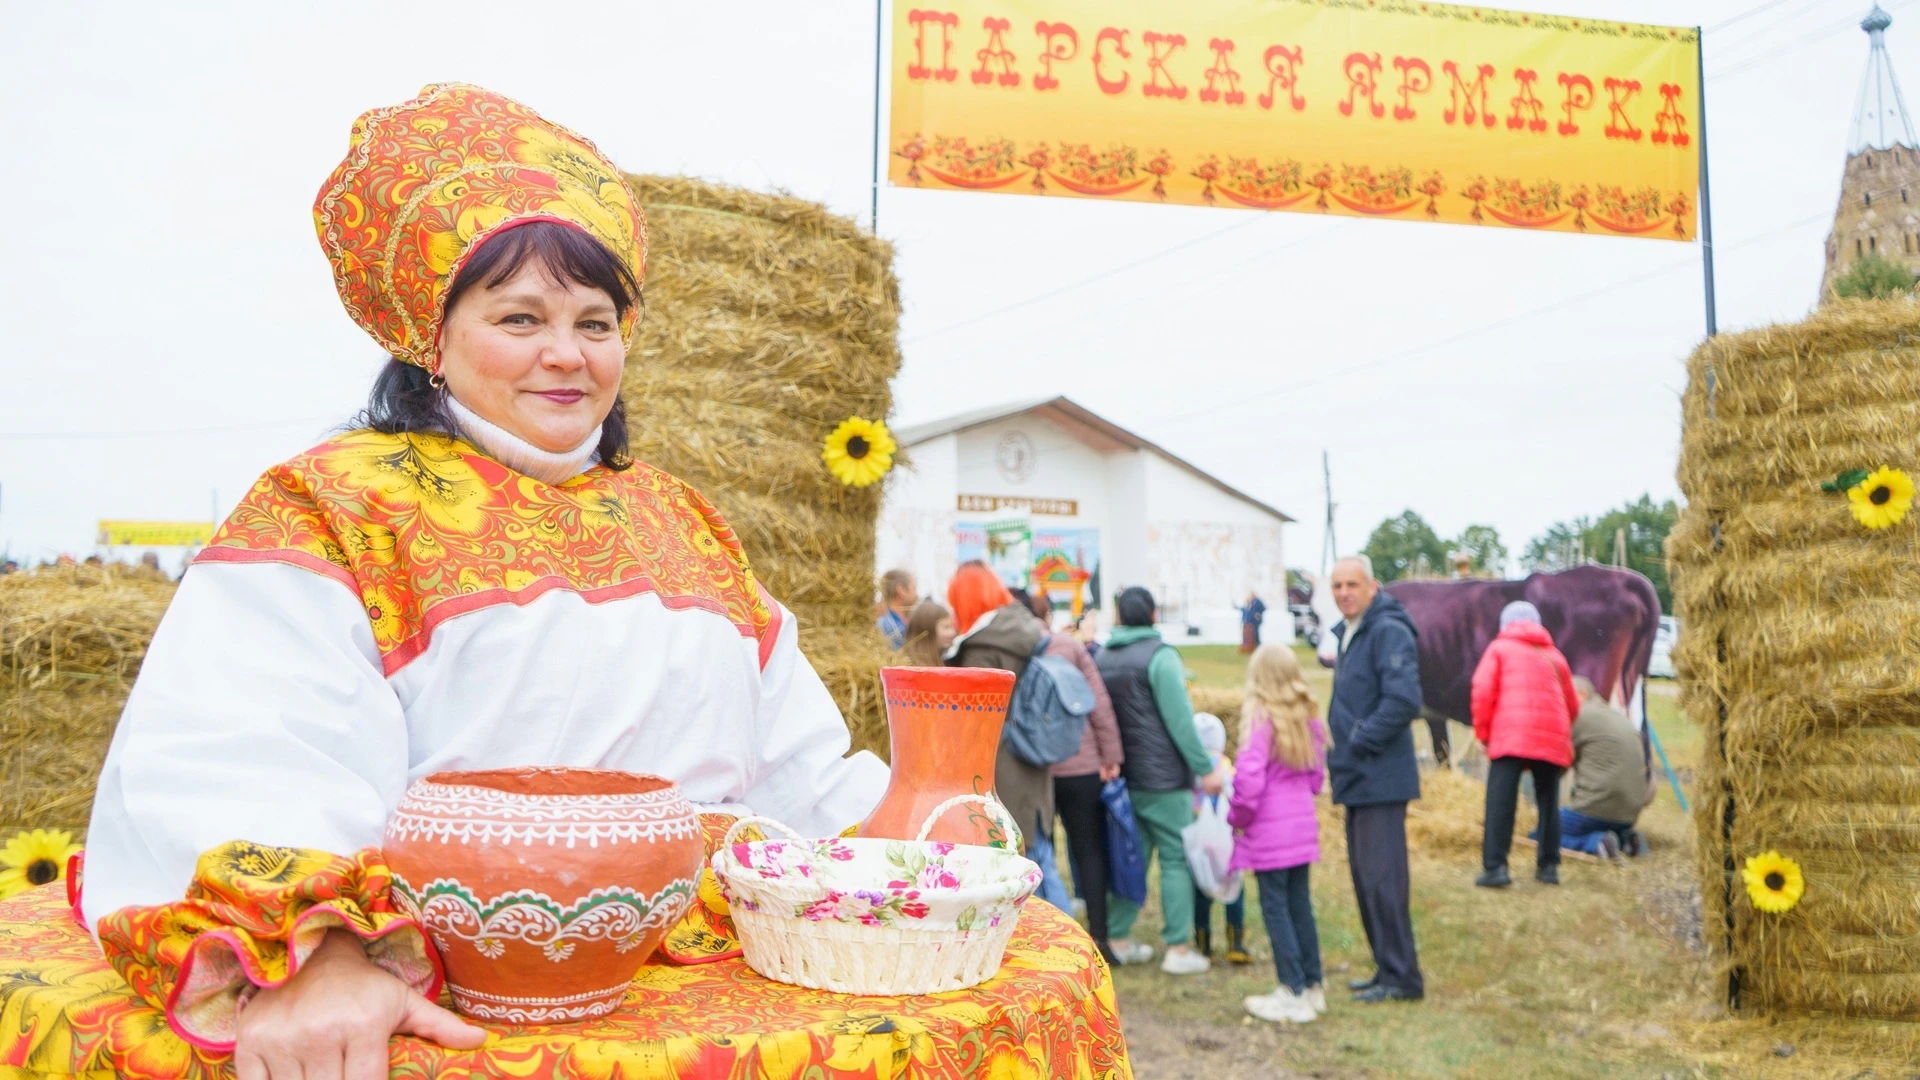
left=870, top=0, right=884, bottom=232
left=1697, top=29, right=1717, bottom=337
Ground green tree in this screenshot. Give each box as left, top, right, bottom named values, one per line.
left=1832, top=253, right=1917, bottom=301
left=1522, top=495, right=1679, bottom=611
left=1363, top=510, right=1449, bottom=582
left=1452, top=524, right=1508, bottom=576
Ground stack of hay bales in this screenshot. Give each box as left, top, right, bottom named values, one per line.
left=0, top=566, right=173, bottom=837
left=1671, top=300, right=1920, bottom=1022
left=621, top=175, right=901, bottom=759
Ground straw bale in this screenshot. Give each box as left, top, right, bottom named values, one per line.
left=0, top=565, right=175, bottom=836
left=621, top=175, right=900, bottom=636
left=1673, top=298, right=1920, bottom=1019
left=1186, top=686, right=1244, bottom=748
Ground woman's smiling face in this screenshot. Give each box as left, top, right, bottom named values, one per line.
left=437, top=261, right=625, bottom=454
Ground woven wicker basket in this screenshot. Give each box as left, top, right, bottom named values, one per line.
left=713, top=795, right=1041, bottom=995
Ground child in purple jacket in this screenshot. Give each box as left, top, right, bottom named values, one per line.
left=1229, top=644, right=1328, bottom=1024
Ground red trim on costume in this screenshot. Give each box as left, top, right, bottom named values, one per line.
left=66, top=851, right=86, bottom=931
left=162, top=904, right=444, bottom=1053
left=384, top=575, right=754, bottom=676
left=757, top=586, right=783, bottom=672
left=194, top=545, right=359, bottom=592
left=186, top=551, right=767, bottom=677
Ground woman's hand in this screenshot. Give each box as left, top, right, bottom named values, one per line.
left=235, top=928, right=486, bottom=1080
left=1099, top=763, right=1121, bottom=783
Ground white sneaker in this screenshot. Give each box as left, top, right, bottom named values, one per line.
left=1244, top=986, right=1318, bottom=1023
left=1305, top=983, right=1328, bottom=1015
left=1110, top=939, right=1155, bottom=965
left=1160, top=945, right=1211, bottom=975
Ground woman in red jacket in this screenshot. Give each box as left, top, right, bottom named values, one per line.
left=1470, top=601, right=1580, bottom=888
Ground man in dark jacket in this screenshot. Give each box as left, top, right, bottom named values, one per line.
left=1328, top=554, right=1426, bottom=1003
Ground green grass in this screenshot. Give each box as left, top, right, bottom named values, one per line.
left=1099, top=650, right=1721, bottom=1076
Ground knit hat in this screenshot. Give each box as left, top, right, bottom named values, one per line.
left=313, top=83, right=647, bottom=375
left=1192, top=712, right=1226, bottom=757
left=1500, top=600, right=1542, bottom=628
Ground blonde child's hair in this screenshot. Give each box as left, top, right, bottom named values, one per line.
left=1243, top=643, right=1318, bottom=769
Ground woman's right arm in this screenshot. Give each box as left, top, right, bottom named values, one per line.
left=86, top=561, right=480, bottom=1065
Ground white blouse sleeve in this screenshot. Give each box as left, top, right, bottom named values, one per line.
left=737, top=603, right=889, bottom=837
left=82, top=562, right=408, bottom=928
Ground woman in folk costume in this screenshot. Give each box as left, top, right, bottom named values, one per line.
left=80, top=84, right=887, bottom=1072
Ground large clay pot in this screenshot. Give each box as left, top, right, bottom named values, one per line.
left=383, top=768, right=703, bottom=1024
left=858, top=667, right=1017, bottom=846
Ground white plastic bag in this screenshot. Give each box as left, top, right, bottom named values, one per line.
left=1183, top=795, right=1243, bottom=904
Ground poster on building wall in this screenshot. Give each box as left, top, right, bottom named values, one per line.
left=958, top=521, right=1103, bottom=613
left=889, top=0, right=1700, bottom=239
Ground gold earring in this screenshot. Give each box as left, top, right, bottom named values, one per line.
left=429, top=371, right=447, bottom=390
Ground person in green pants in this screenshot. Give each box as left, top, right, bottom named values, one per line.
left=1094, top=586, right=1228, bottom=975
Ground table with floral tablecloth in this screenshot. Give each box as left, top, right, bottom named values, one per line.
left=0, top=883, right=1131, bottom=1079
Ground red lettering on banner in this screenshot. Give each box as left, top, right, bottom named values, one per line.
left=1094, top=28, right=1132, bottom=95
left=1652, top=83, right=1690, bottom=146
left=1340, top=52, right=1384, bottom=118
left=1604, top=77, right=1643, bottom=140
left=971, top=17, right=1019, bottom=86
left=1442, top=61, right=1497, bottom=127
left=1507, top=69, right=1547, bottom=132
left=907, top=10, right=959, bottom=82
left=1258, top=45, right=1306, bottom=111
left=1557, top=73, right=1594, bottom=136
left=1200, top=38, right=1245, bottom=104
left=1033, top=21, right=1078, bottom=91
left=1392, top=56, right=1431, bottom=120
left=1143, top=32, right=1188, bottom=99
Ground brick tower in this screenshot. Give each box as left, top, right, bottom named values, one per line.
left=1820, top=5, right=1920, bottom=302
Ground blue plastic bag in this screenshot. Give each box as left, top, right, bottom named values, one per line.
left=1101, top=778, right=1148, bottom=905
left=1028, top=825, right=1072, bottom=910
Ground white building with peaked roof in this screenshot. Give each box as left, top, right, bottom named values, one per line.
left=878, top=397, right=1293, bottom=643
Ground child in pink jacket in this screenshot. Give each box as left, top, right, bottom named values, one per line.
left=1229, top=644, right=1328, bottom=1025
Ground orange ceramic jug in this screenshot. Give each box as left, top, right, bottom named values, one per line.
left=858, top=666, right=1017, bottom=846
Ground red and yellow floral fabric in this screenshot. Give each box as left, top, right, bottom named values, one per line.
left=0, top=881, right=1131, bottom=1079
left=196, top=431, right=778, bottom=674
left=90, top=842, right=438, bottom=1053
left=314, top=82, right=647, bottom=373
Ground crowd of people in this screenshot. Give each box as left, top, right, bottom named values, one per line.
left=0, top=551, right=176, bottom=579
left=875, top=552, right=1653, bottom=1024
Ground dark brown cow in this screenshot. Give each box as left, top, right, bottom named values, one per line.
left=1381, top=566, right=1661, bottom=765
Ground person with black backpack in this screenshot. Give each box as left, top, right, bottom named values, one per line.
left=1095, top=586, right=1228, bottom=975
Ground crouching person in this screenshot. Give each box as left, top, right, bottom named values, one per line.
left=1558, top=676, right=1653, bottom=860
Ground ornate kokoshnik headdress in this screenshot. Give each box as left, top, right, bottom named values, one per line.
left=313, top=83, right=648, bottom=375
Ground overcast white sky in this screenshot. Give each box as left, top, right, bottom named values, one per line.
left=0, top=0, right=1900, bottom=572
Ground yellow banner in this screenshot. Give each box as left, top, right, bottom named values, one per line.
left=96, top=521, right=214, bottom=547
left=889, top=0, right=1700, bottom=239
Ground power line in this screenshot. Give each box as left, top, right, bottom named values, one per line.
left=1147, top=204, right=1841, bottom=427
left=1705, top=0, right=1803, bottom=35
left=0, top=417, right=335, bottom=442
left=900, top=214, right=1267, bottom=342
left=1710, top=0, right=1919, bottom=81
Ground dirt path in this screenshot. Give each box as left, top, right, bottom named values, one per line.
left=1115, top=1004, right=1319, bottom=1079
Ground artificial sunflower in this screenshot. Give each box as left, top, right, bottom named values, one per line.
left=822, top=417, right=897, bottom=488
left=0, top=828, right=82, bottom=900
left=1823, top=466, right=1915, bottom=529
left=1741, top=850, right=1805, bottom=914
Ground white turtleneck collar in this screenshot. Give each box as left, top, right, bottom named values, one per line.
left=446, top=395, right=601, bottom=485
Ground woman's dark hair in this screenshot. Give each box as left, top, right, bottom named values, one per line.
left=1115, top=586, right=1157, bottom=628
left=356, top=221, right=641, bottom=470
